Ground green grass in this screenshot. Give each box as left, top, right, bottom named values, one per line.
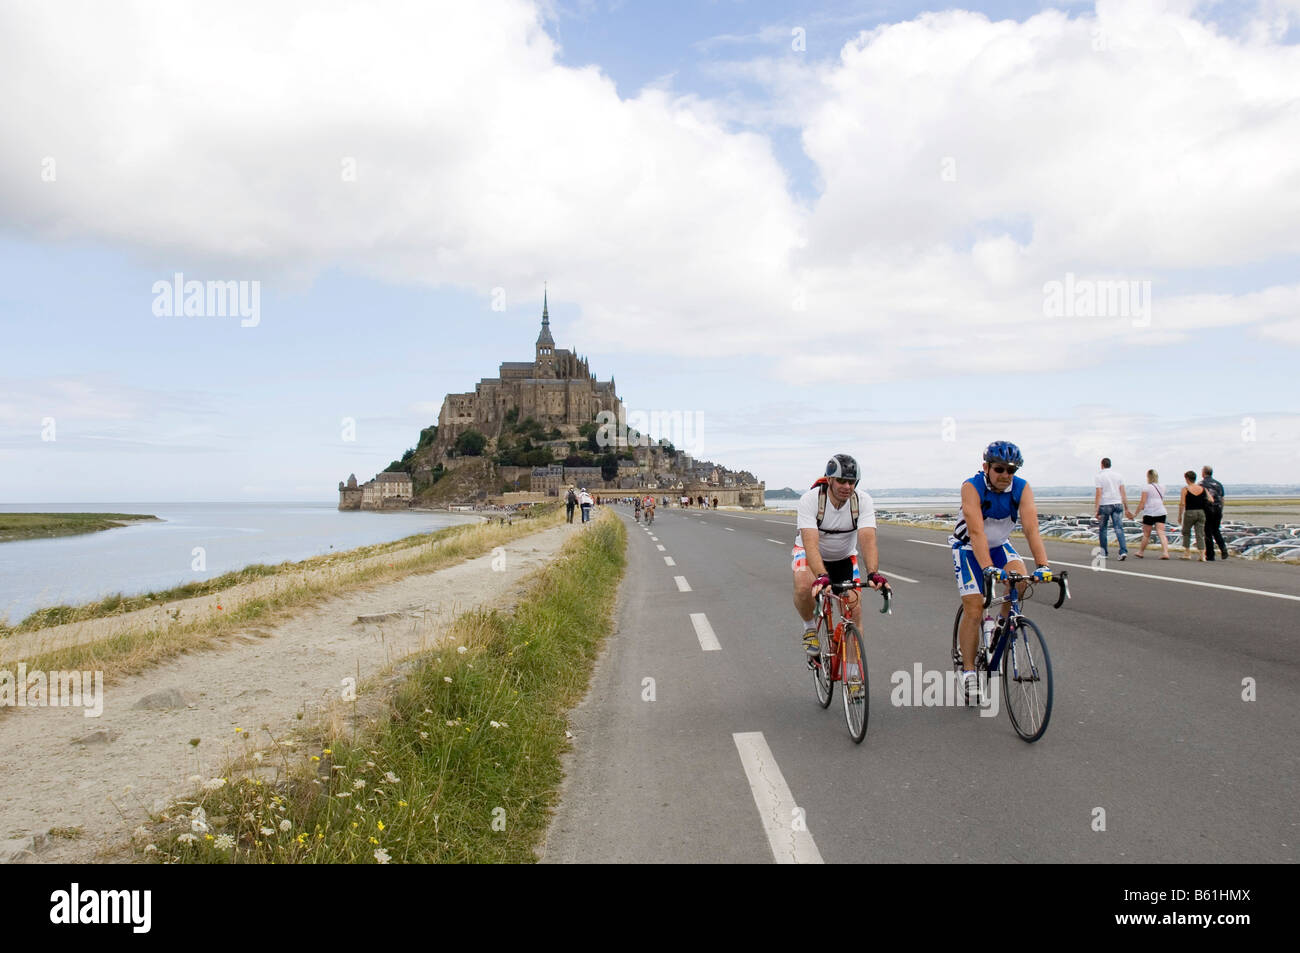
left=0, top=512, right=159, bottom=543
left=146, top=512, right=627, bottom=864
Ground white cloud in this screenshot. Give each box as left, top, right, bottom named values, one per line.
left=1, top=0, right=1296, bottom=393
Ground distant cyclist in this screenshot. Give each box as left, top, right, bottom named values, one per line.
left=643, top=494, right=656, bottom=524
left=634, top=496, right=642, bottom=521
left=792, top=454, right=887, bottom=656
left=951, top=441, right=1052, bottom=702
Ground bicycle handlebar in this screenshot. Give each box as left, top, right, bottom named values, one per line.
left=982, top=570, right=1070, bottom=610
left=828, top=578, right=893, bottom=615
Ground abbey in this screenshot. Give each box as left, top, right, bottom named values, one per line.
left=434, top=289, right=622, bottom=454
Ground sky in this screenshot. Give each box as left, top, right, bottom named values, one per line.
left=1, top=0, right=1298, bottom=501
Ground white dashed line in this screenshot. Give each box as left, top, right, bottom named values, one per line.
left=733, top=732, right=822, bottom=865
left=674, top=576, right=692, bottom=592
left=879, top=570, right=919, bottom=584
left=657, top=544, right=666, bottom=551
left=764, top=520, right=791, bottom=525
left=725, top=527, right=735, bottom=532
left=690, top=612, right=721, bottom=651
left=766, top=539, right=786, bottom=545
left=664, top=556, right=676, bottom=566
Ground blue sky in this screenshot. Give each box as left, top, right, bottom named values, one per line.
left=1, top=0, right=1298, bottom=501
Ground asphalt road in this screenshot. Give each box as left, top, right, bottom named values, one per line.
left=541, top=506, right=1299, bottom=864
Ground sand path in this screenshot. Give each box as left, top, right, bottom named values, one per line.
left=0, top=519, right=581, bottom=863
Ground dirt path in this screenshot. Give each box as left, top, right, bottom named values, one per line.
left=0, top=520, right=581, bottom=863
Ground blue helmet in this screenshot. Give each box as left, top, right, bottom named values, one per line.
left=983, top=441, right=1023, bottom=467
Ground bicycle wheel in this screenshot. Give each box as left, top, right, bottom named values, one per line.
left=1001, top=617, right=1053, bottom=742
left=951, top=605, right=964, bottom=676
left=840, top=622, right=869, bottom=743
left=811, top=612, right=833, bottom=708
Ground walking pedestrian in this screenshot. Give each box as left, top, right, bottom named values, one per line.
left=578, top=487, right=593, bottom=523
left=1094, top=458, right=1132, bottom=560
left=565, top=486, right=577, bottom=524
left=1199, top=466, right=1229, bottom=560
left=1178, top=471, right=1208, bottom=561
left=1134, top=469, right=1171, bottom=559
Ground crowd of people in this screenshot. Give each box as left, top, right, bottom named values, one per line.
left=1094, top=459, right=1228, bottom=561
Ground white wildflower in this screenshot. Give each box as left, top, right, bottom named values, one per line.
left=457, top=645, right=467, bottom=655
left=353, top=779, right=366, bottom=790
left=177, top=833, right=197, bottom=845
left=190, top=807, right=209, bottom=834
left=490, top=721, right=500, bottom=729
left=213, top=834, right=235, bottom=850
left=384, top=771, right=400, bottom=784
left=374, top=848, right=391, bottom=864
left=203, top=777, right=227, bottom=791
left=443, top=677, right=452, bottom=684
left=279, top=818, right=291, bottom=832
left=260, top=827, right=275, bottom=836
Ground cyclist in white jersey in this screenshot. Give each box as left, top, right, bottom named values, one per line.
left=951, top=441, right=1052, bottom=702
left=791, top=454, right=888, bottom=656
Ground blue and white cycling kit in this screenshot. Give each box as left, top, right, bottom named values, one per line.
left=950, top=471, right=1026, bottom=597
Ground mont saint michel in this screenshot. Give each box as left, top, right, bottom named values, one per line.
left=339, top=292, right=765, bottom=509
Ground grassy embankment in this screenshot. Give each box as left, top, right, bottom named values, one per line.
left=3, top=507, right=564, bottom=684
left=0, top=513, right=159, bottom=543
left=147, top=510, right=626, bottom=864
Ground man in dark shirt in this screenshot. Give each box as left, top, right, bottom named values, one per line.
left=1200, top=465, right=1228, bottom=561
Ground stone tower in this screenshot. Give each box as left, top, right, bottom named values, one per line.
left=535, top=284, right=555, bottom=379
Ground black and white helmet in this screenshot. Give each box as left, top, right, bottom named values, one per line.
left=825, top=453, right=860, bottom=485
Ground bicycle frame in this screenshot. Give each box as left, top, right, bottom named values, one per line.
left=815, top=580, right=891, bottom=681
left=980, top=573, right=1068, bottom=672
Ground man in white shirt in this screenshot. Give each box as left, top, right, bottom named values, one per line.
left=1093, top=458, right=1132, bottom=560
left=791, top=454, right=887, bottom=656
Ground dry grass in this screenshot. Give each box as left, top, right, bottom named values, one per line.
left=1, top=507, right=564, bottom=689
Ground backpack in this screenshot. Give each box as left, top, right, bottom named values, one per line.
left=810, top=477, right=858, bottom=534
left=565, top=489, right=577, bottom=505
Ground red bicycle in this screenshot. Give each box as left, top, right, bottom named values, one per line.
left=810, top=579, right=892, bottom=743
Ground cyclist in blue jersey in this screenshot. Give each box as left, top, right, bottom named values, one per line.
left=951, top=442, right=1052, bottom=702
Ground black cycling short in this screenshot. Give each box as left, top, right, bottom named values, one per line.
left=825, top=554, right=860, bottom=586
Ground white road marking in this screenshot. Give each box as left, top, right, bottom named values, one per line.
left=674, top=576, right=692, bottom=592
left=664, top=556, right=676, bottom=566
left=718, top=514, right=756, bottom=520
left=733, top=732, right=823, bottom=865
left=879, top=570, right=919, bottom=584
left=726, top=527, right=735, bottom=532
left=650, top=537, right=658, bottom=541
left=767, top=539, right=786, bottom=545
left=690, top=612, right=721, bottom=651
left=906, top=539, right=1300, bottom=602
left=765, top=519, right=792, bottom=525
left=657, top=544, right=666, bottom=551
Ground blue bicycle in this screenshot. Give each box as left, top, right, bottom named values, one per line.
left=950, top=570, right=1069, bottom=742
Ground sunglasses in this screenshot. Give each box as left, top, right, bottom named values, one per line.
left=990, top=464, right=1018, bottom=475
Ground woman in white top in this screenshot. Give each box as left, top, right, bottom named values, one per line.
left=1135, top=468, right=1171, bottom=559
